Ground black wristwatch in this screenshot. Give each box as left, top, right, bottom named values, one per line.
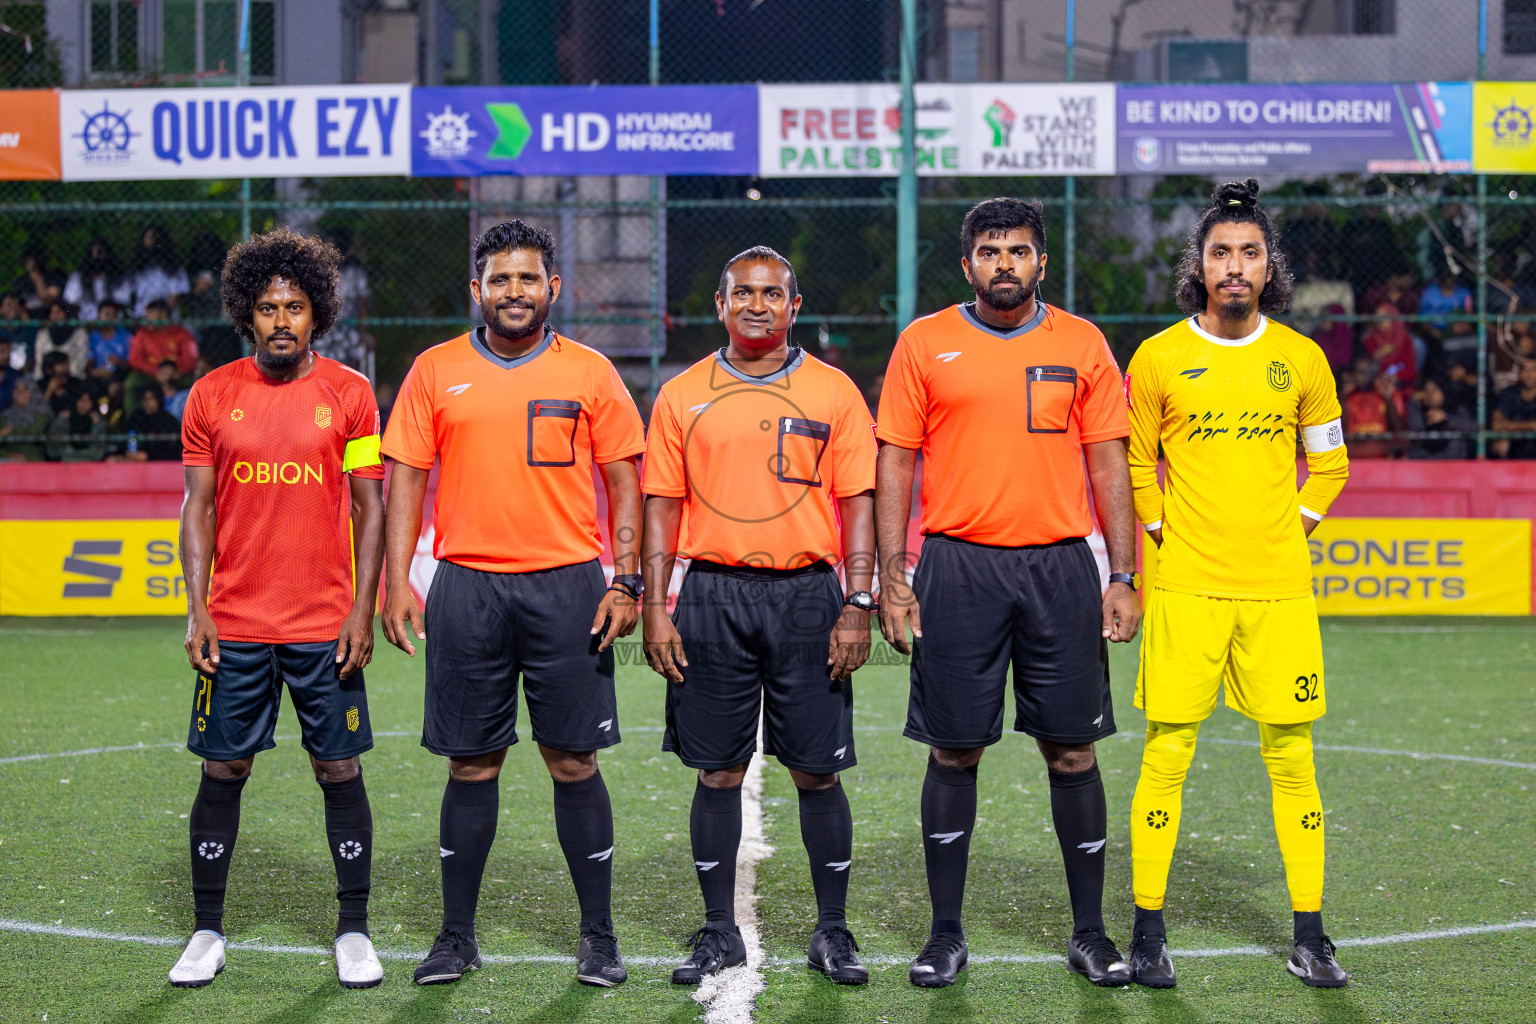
left=609, top=574, right=645, bottom=600
left=1108, top=571, right=1140, bottom=591
left=844, top=591, right=879, bottom=612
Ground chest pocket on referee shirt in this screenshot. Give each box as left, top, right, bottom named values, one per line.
left=775, top=416, right=831, bottom=486
left=1025, top=365, right=1078, bottom=433
left=527, top=399, right=582, bottom=467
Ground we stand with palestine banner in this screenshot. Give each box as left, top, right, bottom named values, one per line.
left=13, top=80, right=1536, bottom=180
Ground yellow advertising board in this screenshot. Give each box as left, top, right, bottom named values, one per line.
left=1473, top=82, right=1536, bottom=173
left=0, top=520, right=185, bottom=616
left=1142, top=518, right=1531, bottom=616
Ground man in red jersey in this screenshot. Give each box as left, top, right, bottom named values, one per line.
left=171, top=228, right=386, bottom=990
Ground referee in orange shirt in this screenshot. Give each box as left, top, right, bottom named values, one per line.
left=381, top=221, right=647, bottom=989
left=876, top=198, right=1142, bottom=987
left=642, top=247, right=877, bottom=986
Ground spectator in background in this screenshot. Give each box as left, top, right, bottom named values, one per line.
left=126, top=300, right=197, bottom=413
left=124, top=386, right=183, bottom=461
left=1288, top=251, right=1354, bottom=336
left=1407, top=377, right=1476, bottom=459
left=1418, top=269, right=1473, bottom=338
left=63, top=237, right=130, bottom=322
left=1360, top=302, right=1419, bottom=388
left=1493, top=321, right=1536, bottom=392
left=1491, top=360, right=1536, bottom=459
left=1311, top=303, right=1356, bottom=377
left=33, top=300, right=90, bottom=380
left=40, top=351, right=87, bottom=415
left=2, top=293, right=31, bottom=372
left=47, top=387, right=106, bottom=462
left=182, top=231, right=242, bottom=367
left=0, top=377, right=50, bottom=461
left=87, top=299, right=133, bottom=382
left=10, top=246, right=65, bottom=320
left=1340, top=195, right=1411, bottom=297
left=1360, top=270, right=1421, bottom=319
left=1343, top=355, right=1406, bottom=459
left=156, top=358, right=191, bottom=420
left=310, top=225, right=374, bottom=373
left=0, top=339, right=18, bottom=413
left=127, top=224, right=190, bottom=317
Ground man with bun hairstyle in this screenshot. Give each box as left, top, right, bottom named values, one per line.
left=1125, top=179, right=1350, bottom=989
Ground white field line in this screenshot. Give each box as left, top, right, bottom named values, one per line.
left=2, top=916, right=1532, bottom=967
left=1198, top=736, right=1536, bottom=771
left=692, top=737, right=772, bottom=1024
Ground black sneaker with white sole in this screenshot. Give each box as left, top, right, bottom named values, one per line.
left=1129, top=931, right=1177, bottom=988
left=1067, top=931, right=1133, bottom=986
left=909, top=932, right=968, bottom=988
left=1288, top=934, right=1347, bottom=988
left=671, top=925, right=747, bottom=985
left=807, top=925, right=869, bottom=985
left=413, top=928, right=481, bottom=985
left=576, top=928, right=628, bottom=987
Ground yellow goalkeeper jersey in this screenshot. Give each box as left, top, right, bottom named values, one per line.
left=1127, top=314, right=1349, bottom=600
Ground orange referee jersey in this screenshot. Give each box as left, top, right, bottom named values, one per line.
left=644, top=347, right=876, bottom=569
left=382, top=327, right=647, bottom=573
left=876, top=302, right=1129, bottom=547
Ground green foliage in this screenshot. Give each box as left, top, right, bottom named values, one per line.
left=0, top=2, right=62, bottom=87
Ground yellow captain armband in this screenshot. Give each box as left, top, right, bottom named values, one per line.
left=343, top=434, right=383, bottom=473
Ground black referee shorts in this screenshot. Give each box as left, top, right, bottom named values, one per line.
left=904, top=534, right=1114, bottom=749
left=186, top=640, right=373, bottom=762
left=422, top=558, right=619, bottom=757
left=663, top=560, right=856, bottom=774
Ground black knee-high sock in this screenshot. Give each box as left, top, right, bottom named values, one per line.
left=798, top=782, right=853, bottom=929
left=439, top=776, right=500, bottom=934
left=921, top=755, right=977, bottom=937
left=1048, top=763, right=1108, bottom=937
left=190, top=769, right=247, bottom=935
left=552, top=771, right=615, bottom=931
left=690, top=779, right=742, bottom=926
left=320, top=770, right=372, bottom=938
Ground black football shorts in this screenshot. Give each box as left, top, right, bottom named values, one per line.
left=904, top=534, right=1115, bottom=748
left=663, top=560, right=856, bottom=774
left=422, top=558, right=619, bottom=757
left=186, top=640, right=373, bottom=762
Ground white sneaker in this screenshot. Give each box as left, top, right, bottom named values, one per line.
left=169, top=929, right=226, bottom=987
left=335, top=931, right=384, bottom=989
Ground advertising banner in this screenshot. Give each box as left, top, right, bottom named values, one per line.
left=59, top=85, right=412, bottom=181
left=411, top=85, right=756, bottom=177
left=0, top=520, right=185, bottom=616
left=0, top=89, right=61, bottom=181
left=1118, top=82, right=1471, bottom=175
left=760, top=83, right=1115, bottom=177
left=1472, top=82, right=1536, bottom=173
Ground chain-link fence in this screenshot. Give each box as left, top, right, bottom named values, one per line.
left=3, top=0, right=1535, bottom=460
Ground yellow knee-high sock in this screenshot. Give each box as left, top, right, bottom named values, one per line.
left=1130, top=721, right=1200, bottom=911
left=1259, top=722, right=1325, bottom=913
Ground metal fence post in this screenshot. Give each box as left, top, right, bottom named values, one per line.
left=648, top=0, right=663, bottom=401
left=1476, top=172, right=1488, bottom=459
left=1062, top=0, right=1076, bottom=313
left=896, top=0, right=918, bottom=334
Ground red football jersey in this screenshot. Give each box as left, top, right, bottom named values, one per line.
left=182, top=356, right=384, bottom=643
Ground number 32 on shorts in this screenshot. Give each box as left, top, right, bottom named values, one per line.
left=1295, top=672, right=1322, bottom=702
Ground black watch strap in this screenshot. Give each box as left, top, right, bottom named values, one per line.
left=1108, top=571, right=1139, bottom=591
left=609, top=574, right=644, bottom=599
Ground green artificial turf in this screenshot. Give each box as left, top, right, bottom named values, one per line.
left=0, top=616, right=1531, bottom=1023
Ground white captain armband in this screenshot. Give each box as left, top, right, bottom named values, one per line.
left=1141, top=520, right=1163, bottom=532
left=1300, top=418, right=1345, bottom=454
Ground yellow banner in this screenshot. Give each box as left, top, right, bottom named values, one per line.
left=1142, top=518, right=1531, bottom=616
left=0, top=520, right=185, bottom=616
left=1473, top=83, right=1536, bottom=173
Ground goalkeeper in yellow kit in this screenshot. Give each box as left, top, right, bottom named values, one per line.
left=1124, top=179, right=1350, bottom=989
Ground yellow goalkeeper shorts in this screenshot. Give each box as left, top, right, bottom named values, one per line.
left=1135, top=588, right=1326, bottom=725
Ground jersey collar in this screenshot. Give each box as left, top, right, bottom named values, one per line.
left=1188, top=313, right=1268, bottom=347
left=958, top=299, right=1047, bottom=340
left=471, top=323, right=555, bottom=369
left=712, top=345, right=805, bottom=386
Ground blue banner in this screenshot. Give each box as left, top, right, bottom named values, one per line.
left=1118, top=83, right=1471, bottom=175
left=411, top=86, right=757, bottom=177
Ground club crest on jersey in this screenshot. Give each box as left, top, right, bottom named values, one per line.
left=229, top=408, right=244, bottom=422
left=315, top=404, right=332, bottom=429
left=1266, top=360, right=1292, bottom=392
left=346, top=706, right=360, bottom=732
